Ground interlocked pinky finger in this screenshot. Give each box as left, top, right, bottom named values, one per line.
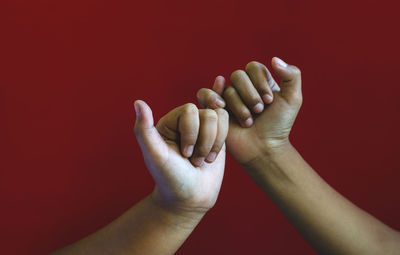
left=205, top=108, right=229, bottom=163
left=197, top=88, right=225, bottom=109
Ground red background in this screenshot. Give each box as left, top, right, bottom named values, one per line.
left=1, top=0, right=400, bottom=254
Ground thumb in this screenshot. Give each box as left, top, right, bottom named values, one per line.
left=271, top=57, right=303, bottom=104
left=133, top=100, right=166, bottom=162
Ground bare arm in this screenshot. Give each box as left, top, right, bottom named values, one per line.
left=52, top=101, right=229, bottom=254
left=51, top=194, right=204, bottom=255
left=244, top=143, right=400, bottom=255
left=198, top=57, right=400, bottom=254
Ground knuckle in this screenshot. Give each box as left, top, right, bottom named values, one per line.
left=206, top=92, right=217, bottom=104
left=230, top=69, right=246, bottom=82
left=245, top=61, right=262, bottom=72
left=223, top=86, right=236, bottom=98
left=214, top=108, right=229, bottom=118
left=201, top=109, right=218, bottom=121
left=183, top=103, right=198, bottom=114
left=214, top=108, right=229, bottom=120
left=196, top=88, right=212, bottom=102
left=196, top=89, right=204, bottom=100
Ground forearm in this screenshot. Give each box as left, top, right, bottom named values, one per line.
left=51, top=192, right=204, bottom=255
left=244, top=143, right=400, bottom=255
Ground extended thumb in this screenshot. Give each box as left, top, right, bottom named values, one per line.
left=134, top=100, right=154, bottom=131
left=133, top=100, right=164, bottom=158
left=271, top=57, right=302, bottom=102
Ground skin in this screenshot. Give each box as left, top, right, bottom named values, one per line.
left=197, top=57, right=400, bottom=255
left=51, top=101, right=229, bottom=255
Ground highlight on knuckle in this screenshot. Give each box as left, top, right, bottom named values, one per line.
left=230, top=69, right=245, bottom=82
left=183, top=103, right=198, bottom=115
left=245, top=61, right=261, bottom=72
left=202, top=109, right=218, bottom=122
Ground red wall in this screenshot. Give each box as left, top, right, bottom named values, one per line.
left=2, top=0, right=400, bottom=254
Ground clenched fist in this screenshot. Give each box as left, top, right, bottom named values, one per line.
left=134, top=101, right=229, bottom=215
left=197, top=57, right=302, bottom=165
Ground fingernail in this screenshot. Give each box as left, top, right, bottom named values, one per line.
left=206, top=152, right=217, bottom=162
left=216, top=75, right=225, bottom=82
left=274, top=57, right=288, bottom=68
left=134, top=102, right=141, bottom=119
left=253, top=103, right=264, bottom=113
left=244, top=117, right=253, bottom=127
left=184, top=145, right=194, bottom=157
left=262, top=94, right=273, bottom=104
left=216, top=98, right=225, bottom=108
left=192, top=157, right=205, bottom=167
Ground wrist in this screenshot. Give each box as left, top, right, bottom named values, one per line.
left=243, top=139, right=294, bottom=171
left=267, top=138, right=293, bottom=154
left=149, top=190, right=206, bottom=231
left=240, top=141, right=299, bottom=193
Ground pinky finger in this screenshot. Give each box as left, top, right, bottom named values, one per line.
left=205, top=108, right=229, bottom=163
left=212, top=75, right=226, bottom=95
left=197, top=88, right=225, bottom=109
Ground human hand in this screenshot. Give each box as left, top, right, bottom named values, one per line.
left=197, top=57, right=302, bottom=165
left=133, top=101, right=229, bottom=217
